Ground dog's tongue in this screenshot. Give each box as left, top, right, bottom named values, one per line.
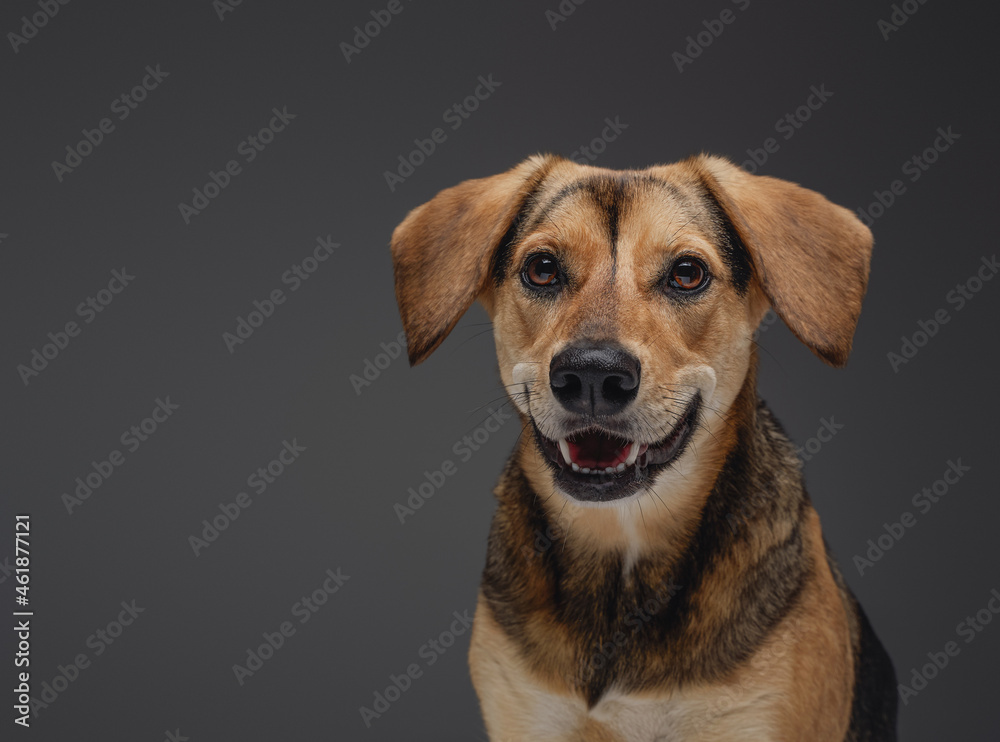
left=567, top=431, right=631, bottom=469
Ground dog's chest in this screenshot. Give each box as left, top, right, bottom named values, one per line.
left=512, top=678, right=780, bottom=741
left=472, top=603, right=787, bottom=742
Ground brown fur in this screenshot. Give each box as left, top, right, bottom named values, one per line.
left=391, top=154, right=896, bottom=741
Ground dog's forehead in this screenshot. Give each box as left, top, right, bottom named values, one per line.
left=523, top=164, right=709, bottom=239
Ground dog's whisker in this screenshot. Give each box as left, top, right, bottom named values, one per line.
left=650, top=488, right=673, bottom=520
left=635, top=499, right=651, bottom=547
left=443, top=326, right=497, bottom=357
left=748, top=338, right=786, bottom=373
left=464, top=397, right=523, bottom=417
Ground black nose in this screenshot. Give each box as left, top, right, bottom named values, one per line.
left=549, top=344, right=641, bottom=417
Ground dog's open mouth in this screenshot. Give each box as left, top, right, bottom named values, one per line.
left=532, top=394, right=701, bottom=502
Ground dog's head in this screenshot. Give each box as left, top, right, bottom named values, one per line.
left=391, top=155, right=872, bottom=506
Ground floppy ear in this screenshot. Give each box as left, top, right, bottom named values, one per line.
left=694, top=155, right=873, bottom=367
left=390, top=155, right=556, bottom=365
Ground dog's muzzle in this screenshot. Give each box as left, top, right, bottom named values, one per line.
left=532, top=343, right=701, bottom=502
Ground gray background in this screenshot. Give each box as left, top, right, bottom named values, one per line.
left=2, top=0, right=998, bottom=740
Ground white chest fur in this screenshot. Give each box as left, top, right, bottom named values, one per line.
left=486, top=676, right=781, bottom=742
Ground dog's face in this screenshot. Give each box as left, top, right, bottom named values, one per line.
left=392, top=155, right=872, bottom=506
left=487, top=167, right=760, bottom=503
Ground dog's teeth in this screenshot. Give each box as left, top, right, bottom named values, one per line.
left=616, top=463, right=625, bottom=472
left=604, top=466, right=614, bottom=474
left=558, top=439, right=572, bottom=466
left=625, top=442, right=640, bottom=466
left=581, top=467, right=591, bottom=474
left=571, top=462, right=580, bottom=472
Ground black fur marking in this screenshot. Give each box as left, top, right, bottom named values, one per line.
left=490, top=160, right=557, bottom=286
left=631, top=173, right=687, bottom=202
left=572, top=177, right=627, bottom=275
left=846, top=603, right=899, bottom=741
left=524, top=180, right=592, bottom=235
left=693, top=180, right=754, bottom=295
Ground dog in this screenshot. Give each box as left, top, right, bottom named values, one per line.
left=390, top=154, right=897, bottom=741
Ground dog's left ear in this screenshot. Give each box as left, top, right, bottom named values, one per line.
left=694, top=155, right=874, bottom=367
left=391, top=155, right=555, bottom=365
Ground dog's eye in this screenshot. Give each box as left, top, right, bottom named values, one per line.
left=523, top=254, right=560, bottom=287
left=668, top=259, right=708, bottom=292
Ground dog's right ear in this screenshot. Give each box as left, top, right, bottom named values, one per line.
left=390, top=155, right=556, bottom=365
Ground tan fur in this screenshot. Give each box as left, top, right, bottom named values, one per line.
left=769, top=510, right=855, bottom=740
left=391, top=154, right=883, bottom=740
left=391, top=155, right=553, bottom=364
